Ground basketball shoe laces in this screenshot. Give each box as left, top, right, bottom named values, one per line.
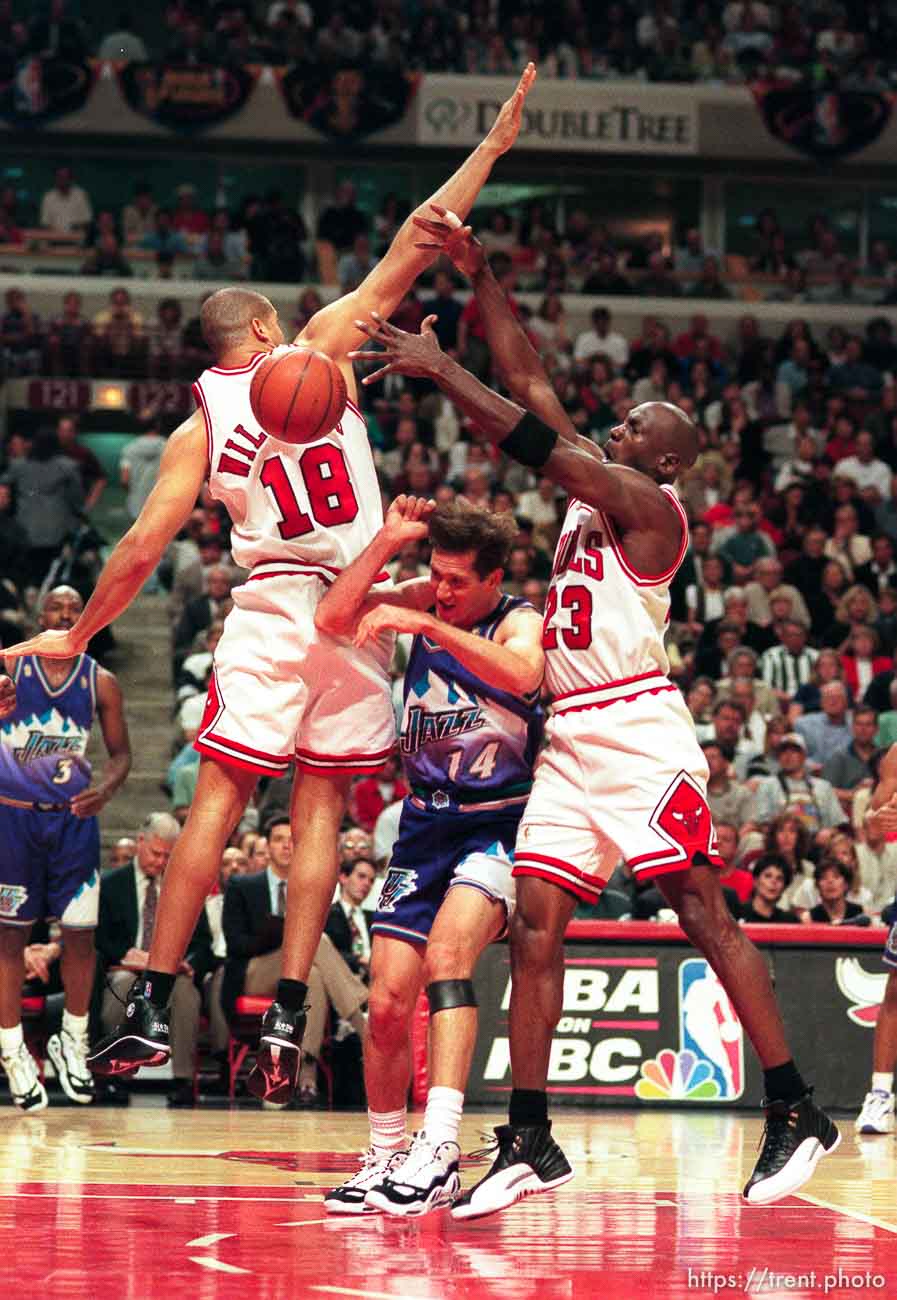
left=754, top=1102, right=800, bottom=1172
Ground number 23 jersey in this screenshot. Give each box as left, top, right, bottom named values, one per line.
left=194, top=350, right=384, bottom=574
left=543, top=486, right=689, bottom=704
left=0, top=655, right=96, bottom=801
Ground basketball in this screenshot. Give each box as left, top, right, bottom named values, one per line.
left=250, top=347, right=347, bottom=445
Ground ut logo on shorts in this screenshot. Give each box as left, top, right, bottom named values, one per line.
left=0, top=884, right=27, bottom=917
left=378, top=867, right=419, bottom=914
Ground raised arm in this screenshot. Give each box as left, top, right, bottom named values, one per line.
left=349, top=315, right=674, bottom=536
left=298, top=65, right=536, bottom=369
left=315, top=494, right=435, bottom=638
left=3, top=411, right=208, bottom=661
left=355, top=601, right=544, bottom=697
left=414, top=206, right=575, bottom=441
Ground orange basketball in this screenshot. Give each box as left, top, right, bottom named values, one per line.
left=250, top=347, right=347, bottom=445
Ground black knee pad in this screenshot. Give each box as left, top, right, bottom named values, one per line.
left=426, top=978, right=477, bottom=1014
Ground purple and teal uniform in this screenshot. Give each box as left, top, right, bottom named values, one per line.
left=372, top=594, right=543, bottom=944
left=0, top=654, right=100, bottom=926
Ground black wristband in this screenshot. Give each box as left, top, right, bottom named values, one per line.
left=497, top=411, right=559, bottom=469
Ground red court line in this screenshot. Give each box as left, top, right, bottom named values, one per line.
left=565, top=956, right=658, bottom=967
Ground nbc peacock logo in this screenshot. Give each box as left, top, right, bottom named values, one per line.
left=635, top=958, right=744, bottom=1102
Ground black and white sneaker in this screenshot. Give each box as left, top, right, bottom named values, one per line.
left=366, top=1131, right=460, bottom=1217
left=47, top=1030, right=94, bottom=1104
left=87, top=978, right=171, bottom=1076
left=451, top=1124, right=573, bottom=1221
left=246, top=1001, right=306, bottom=1103
left=743, top=1090, right=841, bottom=1204
left=1, top=1041, right=48, bottom=1112
left=324, top=1148, right=409, bottom=1215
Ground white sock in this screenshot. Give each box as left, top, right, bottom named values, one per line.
left=369, top=1106, right=407, bottom=1157
left=62, top=1010, right=89, bottom=1041
left=423, top=1086, right=464, bottom=1147
left=0, top=1024, right=23, bottom=1057
left=871, top=1072, right=894, bottom=1095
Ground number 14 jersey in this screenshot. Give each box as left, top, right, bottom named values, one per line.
left=543, top=486, right=689, bottom=706
left=194, top=350, right=384, bottom=574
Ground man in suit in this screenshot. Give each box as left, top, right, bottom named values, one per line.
left=95, top=812, right=212, bottom=1107
left=326, top=858, right=375, bottom=980
left=172, top=564, right=234, bottom=674
left=222, top=815, right=368, bottom=1104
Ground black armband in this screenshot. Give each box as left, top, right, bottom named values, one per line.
left=497, top=411, right=559, bottom=469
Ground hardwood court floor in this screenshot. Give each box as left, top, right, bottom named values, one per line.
left=2, top=1103, right=894, bottom=1299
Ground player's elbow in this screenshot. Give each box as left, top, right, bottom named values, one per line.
left=122, top=525, right=164, bottom=574
left=513, top=658, right=544, bottom=696
left=313, top=601, right=348, bottom=637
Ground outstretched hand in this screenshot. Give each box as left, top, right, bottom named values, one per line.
left=485, top=63, right=536, bottom=155
left=348, top=312, right=445, bottom=386
left=2, top=628, right=87, bottom=661
left=413, top=204, right=486, bottom=280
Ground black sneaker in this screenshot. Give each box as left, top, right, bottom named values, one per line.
left=86, top=977, right=171, bottom=1076
left=246, top=1001, right=306, bottom=1103
left=743, top=1090, right=841, bottom=1204
left=451, top=1123, right=573, bottom=1221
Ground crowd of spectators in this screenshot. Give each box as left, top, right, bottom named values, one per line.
left=5, top=163, right=895, bottom=304
left=14, top=1, right=897, bottom=89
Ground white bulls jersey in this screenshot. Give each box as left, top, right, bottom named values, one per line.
left=543, top=484, right=689, bottom=709
left=192, top=350, right=384, bottom=575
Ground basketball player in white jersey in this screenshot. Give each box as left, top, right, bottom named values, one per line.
left=348, top=212, right=840, bottom=1213
left=2, top=66, right=536, bottom=1101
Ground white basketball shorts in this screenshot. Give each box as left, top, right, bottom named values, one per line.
left=514, top=685, right=722, bottom=904
left=195, top=567, right=395, bottom=778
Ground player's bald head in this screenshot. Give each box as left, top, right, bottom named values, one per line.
left=200, top=288, right=278, bottom=357
left=650, top=401, right=699, bottom=470
left=41, top=585, right=82, bottom=613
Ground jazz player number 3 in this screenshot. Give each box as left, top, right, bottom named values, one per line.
left=2, top=65, right=537, bottom=1101
left=348, top=211, right=840, bottom=1215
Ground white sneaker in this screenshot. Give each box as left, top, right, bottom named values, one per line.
left=324, top=1147, right=408, bottom=1215
left=855, top=1089, right=896, bottom=1135
left=365, top=1131, right=461, bottom=1217
left=47, top=1030, right=95, bottom=1104
left=1, top=1042, right=48, bottom=1112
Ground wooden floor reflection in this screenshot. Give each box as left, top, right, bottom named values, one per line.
left=3, top=1103, right=894, bottom=1299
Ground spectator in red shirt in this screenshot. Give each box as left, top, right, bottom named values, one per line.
left=674, top=312, right=724, bottom=363
left=716, top=821, right=754, bottom=903
left=349, top=755, right=408, bottom=833
left=172, top=184, right=210, bottom=244
left=55, top=413, right=106, bottom=512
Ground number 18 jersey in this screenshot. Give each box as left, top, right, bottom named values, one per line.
left=193, top=349, right=384, bottom=575
left=543, top=486, right=689, bottom=707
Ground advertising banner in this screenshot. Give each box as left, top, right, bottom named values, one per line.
left=468, top=940, right=886, bottom=1110
left=0, top=55, right=93, bottom=127
left=117, top=61, right=258, bottom=133
left=279, top=65, right=417, bottom=141
left=417, top=74, right=698, bottom=154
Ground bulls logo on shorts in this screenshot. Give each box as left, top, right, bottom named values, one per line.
left=651, top=772, right=717, bottom=862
